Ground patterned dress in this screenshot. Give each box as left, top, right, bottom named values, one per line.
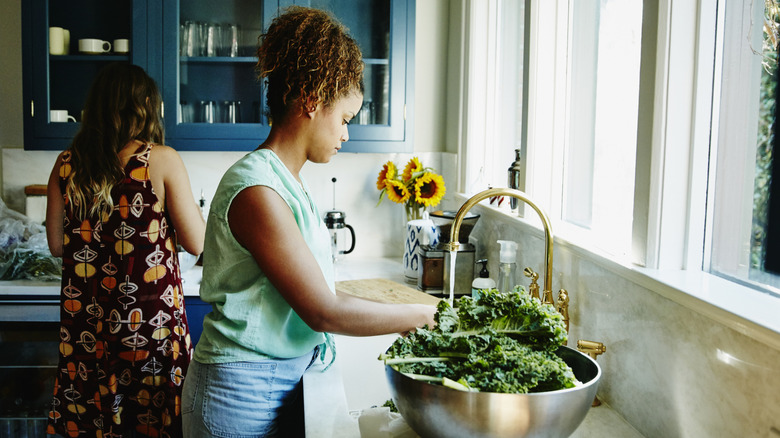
left=48, top=143, right=193, bottom=438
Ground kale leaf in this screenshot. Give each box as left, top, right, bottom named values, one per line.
left=380, top=289, right=575, bottom=394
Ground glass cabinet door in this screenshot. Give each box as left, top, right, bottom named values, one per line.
left=23, top=0, right=141, bottom=150
left=161, top=0, right=276, bottom=150
left=288, top=0, right=413, bottom=152
left=309, top=0, right=391, bottom=127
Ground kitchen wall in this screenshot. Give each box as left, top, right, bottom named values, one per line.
left=0, top=0, right=455, bottom=258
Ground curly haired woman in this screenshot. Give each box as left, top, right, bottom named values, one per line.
left=181, top=6, right=436, bottom=437
left=45, top=62, right=206, bottom=438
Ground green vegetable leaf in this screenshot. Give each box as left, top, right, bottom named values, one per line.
left=381, top=289, right=574, bottom=394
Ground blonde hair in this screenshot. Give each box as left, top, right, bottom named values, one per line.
left=65, top=63, right=164, bottom=220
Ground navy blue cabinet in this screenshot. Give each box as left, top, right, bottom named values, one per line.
left=23, top=0, right=414, bottom=152
left=22, top=0, right=145, bottom=150
left=184, top=296, right=210, bottom=345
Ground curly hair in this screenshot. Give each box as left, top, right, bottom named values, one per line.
left=66, top=62, right=164, bottom=220
left=256, top=6, right=364, bottom=123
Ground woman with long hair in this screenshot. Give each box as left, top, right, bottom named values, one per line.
left=45, top=62, right=205, bottom=438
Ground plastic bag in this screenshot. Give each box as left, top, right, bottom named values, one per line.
left=0, top=197, right=61, bottom=281
left=356, top=406, right=418, bottom=438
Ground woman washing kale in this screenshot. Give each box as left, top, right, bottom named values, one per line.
left=181, top=7, right=436, bottom=437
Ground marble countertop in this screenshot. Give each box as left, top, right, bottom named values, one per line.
left=305, top=257, right=645, bottom=438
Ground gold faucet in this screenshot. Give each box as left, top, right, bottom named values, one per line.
left=444, top=188, right=569, bottom=326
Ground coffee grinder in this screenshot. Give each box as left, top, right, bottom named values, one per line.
left=323, top=177, right=355, bottom=263
left=418, top=211, right=480, bottom=295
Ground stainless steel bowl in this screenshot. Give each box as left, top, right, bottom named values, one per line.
left=385, top=345, right=601, bottom=438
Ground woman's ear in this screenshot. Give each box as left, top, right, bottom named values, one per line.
left=302, top=98, right=318, bottom=118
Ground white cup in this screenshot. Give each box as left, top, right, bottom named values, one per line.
left=50, top=110, right=76, bottom=123
left=79, top=38, right=111, bottom=54
left=113, top=39, right=129, bottom=54
left=49, top=27, right=66, bottom=55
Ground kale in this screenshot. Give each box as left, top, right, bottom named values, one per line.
left=380, top=289, right=576, bottom=394
left=381, top=399, right=398, bottom=413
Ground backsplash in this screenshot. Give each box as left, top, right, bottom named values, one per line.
left=1, top=149, right=457, bottom=258
left=462, top=202, right=780, bottom=438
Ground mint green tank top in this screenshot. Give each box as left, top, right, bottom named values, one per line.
left=193, top=149, right=335, bottom=363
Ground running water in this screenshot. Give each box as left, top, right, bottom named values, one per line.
left=448, top=249, right=457, bottom=305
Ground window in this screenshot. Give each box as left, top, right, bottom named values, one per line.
left=459, top=0, right=780, bottom=298
left=708, top=0, right=780, bottom=296
left=459, top=0, right=643, bottom=259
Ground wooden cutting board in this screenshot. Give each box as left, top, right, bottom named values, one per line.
left=336, top=278, right=441, bottom=306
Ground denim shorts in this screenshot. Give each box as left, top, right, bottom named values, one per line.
left=182, top=348, right=318, bottom=438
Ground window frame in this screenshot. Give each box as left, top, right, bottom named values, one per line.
left=706, top=0, right=780, bottom=297
left=456, top=0, right=718, bottom=271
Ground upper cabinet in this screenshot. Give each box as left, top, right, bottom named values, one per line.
left=22, top=0, right=414, bottom=152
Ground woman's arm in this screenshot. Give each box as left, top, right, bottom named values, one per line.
left=149, top=145, right=206, bottom=255
left=45, top=154, right=65, bottom=257
left=229, top=185, right=436, bottom=336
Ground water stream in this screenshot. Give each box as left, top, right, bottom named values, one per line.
left=448, top=249, right=457, bottom=305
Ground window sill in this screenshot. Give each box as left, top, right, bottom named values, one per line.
left=453, top=194, right=780, bottom=351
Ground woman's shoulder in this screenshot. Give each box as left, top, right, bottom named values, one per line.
left=226, top=150, right=284, bottom=184
left=146, top=143, right=186, bottom=166
left=148, top=143, right=179, bottom=158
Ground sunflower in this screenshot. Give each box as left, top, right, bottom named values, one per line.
left=413, top=172, right=446, bottom=207
left=402, top=157, right=423, bottom=182
left=377, top=161, right=397, bottom=190
left=385, top=179, right=411, bottom=204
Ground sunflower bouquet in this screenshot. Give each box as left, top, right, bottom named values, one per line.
left=376, top=157, right=446, bottom=222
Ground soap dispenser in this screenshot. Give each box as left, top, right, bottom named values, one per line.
left=471, top=259, right=496, bottom=299
left=497, top=240, right=518, bottom=293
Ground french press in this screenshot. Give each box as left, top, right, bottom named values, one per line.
left=324, top=178, right=355, bottom=262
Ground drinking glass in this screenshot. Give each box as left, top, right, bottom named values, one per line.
left=224, top=24, right=240, bottom=57
left=182, top=21, right=200, bottom=57
left=179, top=101, right=194, bottom=123
left=204, top=23, right=222, bottom=57
left=221, top=101, right=241, bottom=123
left=199, top=100, right=215, bottom=123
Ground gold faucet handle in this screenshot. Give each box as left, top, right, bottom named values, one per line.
left=577, top=340, right=606, bottom=357
left=523, top=267, right=541, bottom=300
left=577, top=339, right=606, bottom=407
left=557, top=289, right=570, bottom=333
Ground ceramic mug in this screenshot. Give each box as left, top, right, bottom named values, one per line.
left=63, top=29, right=70, bottom=54
left=113, top=39, right=129, bottom=54
left=79, top=38, right=111, bottom=54
left=49, top=27, right=67, bottom=55
left=50, top=110, right=76, bottom=123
